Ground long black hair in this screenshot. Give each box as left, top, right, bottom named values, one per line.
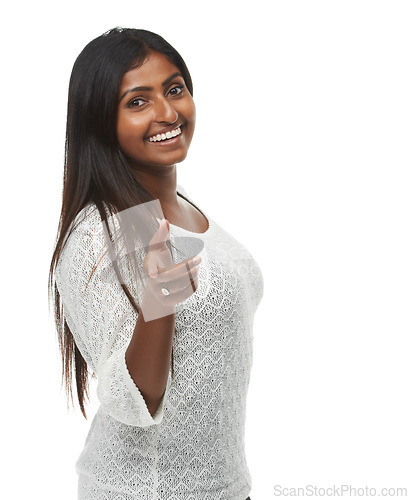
left=48, top=27, right=194, bottom=418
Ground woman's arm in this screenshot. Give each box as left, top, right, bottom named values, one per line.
left=55, top=208, right=175, bottom=427
left=125, top=302, right=175, bottom=417
left=56, top=205, right=200, bottom=425
left=125, top=217, right=200, bottom=417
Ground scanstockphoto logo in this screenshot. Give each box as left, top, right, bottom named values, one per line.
left=92, top=201, right=259, bottom=321
left=98, top=200, right=204, bottom=284
left=97, top=200, right=255, bottom=285
left=273, top=484, right=408, bottom=497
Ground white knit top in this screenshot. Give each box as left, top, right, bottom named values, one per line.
left=55, top=184, right=264, bottom=500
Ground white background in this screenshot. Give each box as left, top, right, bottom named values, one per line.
left=2, top=1, right=409, bottom=498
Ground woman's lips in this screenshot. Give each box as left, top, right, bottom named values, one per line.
left=146, top=125, right=184, bottom=146
left=147, top=124, right=183, bottom=143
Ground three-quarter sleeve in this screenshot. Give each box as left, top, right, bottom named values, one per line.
left=54, top=205, right=172, bottom=427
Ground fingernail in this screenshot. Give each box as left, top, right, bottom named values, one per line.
left=193, top=256, right=201, bottom=265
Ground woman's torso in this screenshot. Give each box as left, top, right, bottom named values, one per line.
left=63, top=185, right=264, bottom=499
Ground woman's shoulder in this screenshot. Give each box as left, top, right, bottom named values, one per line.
left=73, top=201, right=105, bottom=229
left=60, top=202, right=107, bottom=256
left=69, top=201, right=113, bottom=240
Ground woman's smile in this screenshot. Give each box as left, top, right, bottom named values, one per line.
left=147, top=124, right=183, bottom=143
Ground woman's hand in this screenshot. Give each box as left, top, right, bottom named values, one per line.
left=141, top=218, right=201, bottom=320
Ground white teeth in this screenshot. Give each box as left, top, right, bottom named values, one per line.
left=148, top=126, right=181, bottom=142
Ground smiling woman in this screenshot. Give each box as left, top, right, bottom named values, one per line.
left=48, top=27, right=262, bottom=500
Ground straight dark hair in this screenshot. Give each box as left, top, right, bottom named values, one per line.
left=48, top=27, right=194, bottom=418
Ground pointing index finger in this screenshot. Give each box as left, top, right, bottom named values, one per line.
left=156, top=255, right=201, bottom=282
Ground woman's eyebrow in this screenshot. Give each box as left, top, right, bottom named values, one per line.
left=119, top=72, right=183, bottom=102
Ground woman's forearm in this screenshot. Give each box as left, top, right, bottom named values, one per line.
left=125, top=291, right=175, bottom=417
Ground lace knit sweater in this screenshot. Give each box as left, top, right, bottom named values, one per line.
left=55, top=184, right=264, bottom=500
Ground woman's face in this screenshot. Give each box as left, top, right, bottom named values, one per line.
left=116, top=51, right=196, bottom=171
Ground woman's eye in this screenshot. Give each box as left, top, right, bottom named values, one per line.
left=168, top=85, right=184, bottom=96
left=127, top=98, right=146, bottom=108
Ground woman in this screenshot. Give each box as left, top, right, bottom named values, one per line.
left=49, top=27, right=263, bottom=500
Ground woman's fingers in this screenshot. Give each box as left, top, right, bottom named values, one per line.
left=145, top=254, right=202, bottom=305
left=148, top=218, right=170, bottom=250
left=151, top=262, right=200, bottom=294
left=169, top=274, right=200, bottom=301
left=149, top=272, right=200, bottom=306
left=157, top=255, right=201, bottom=281
left=142, top=219, right=203, bottom=304
left=143, top=219, right=172, bottom=277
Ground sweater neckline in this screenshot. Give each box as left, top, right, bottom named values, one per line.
left=171, top=190, right=211, bottom=235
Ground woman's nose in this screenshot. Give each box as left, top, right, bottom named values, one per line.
left=154, top=97, right=178, bottom=123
